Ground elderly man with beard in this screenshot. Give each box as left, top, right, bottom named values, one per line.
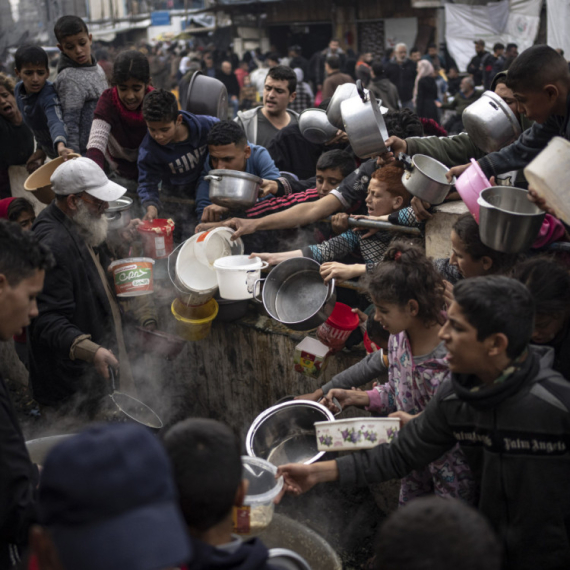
left=29, top=157, right=142, bottom=416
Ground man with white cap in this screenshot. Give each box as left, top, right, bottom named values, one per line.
left=28, top=157, right=137, bottom=415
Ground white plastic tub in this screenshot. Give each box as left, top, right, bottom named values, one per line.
left=213, top=255, right=268, bottom=300
left=315, top=417, right=400, bottom=451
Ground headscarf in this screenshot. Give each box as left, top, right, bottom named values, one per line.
left=0, top=197, right=15, bottom=219
left=413, top=59, right=435, bottom=105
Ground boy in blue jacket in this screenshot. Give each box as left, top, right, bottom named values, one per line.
left=197, top=120, right=280, bottom=223
left=14, top=45, right=73, bottom=170
left=138, top=88, right=218, bottom=232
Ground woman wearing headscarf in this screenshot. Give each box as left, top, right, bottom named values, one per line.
left=413, top=60, right=440, bottom=124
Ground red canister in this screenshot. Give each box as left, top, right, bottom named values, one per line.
left=137, top=219, right=175, bottom=259
left=316, top=302, right=360, bottom=350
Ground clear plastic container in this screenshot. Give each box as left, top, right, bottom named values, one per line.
left=233, top=456, right=283, bottom=536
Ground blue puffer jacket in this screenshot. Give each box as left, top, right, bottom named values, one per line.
left=15, top=80, right=67, bottom=159
left=137, top=111, right=219, bottom=218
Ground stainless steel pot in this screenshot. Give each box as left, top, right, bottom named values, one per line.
left=26, top=435, right=74, bottom=464
left=105, top=196, right=133, bottom=230
left=185, top=71, right=228, bottom=119
left=341, top=80, right=390, bottom=159
left=254, top=257, right=336, bottom=331
left=298, top=108, right=338, bottom=144
left=477, top=186, right=545, bottom=253
left=326, top=83, right=359, bottom=130
left=206, top=169, right=262, bottom=209
left=462, top=91, right=522, bottom=154
left=400, top=153, right=455, bottom=205
left=246, top=399, right=335, bottom=466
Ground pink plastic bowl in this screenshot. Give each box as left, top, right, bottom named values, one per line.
left=455, top=159, right=491, bottom=222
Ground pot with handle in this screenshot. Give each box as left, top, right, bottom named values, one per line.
left=399, top=153, right=455, bottom=205
left=253, top=258, right=336, bottom=331
left=326, top=83, right=361, bottom=130
left=105, top=196, right=133, bottom=231
left=206, top=169, right=262, bottom=210
left=340, top=80, right=390, bottom=159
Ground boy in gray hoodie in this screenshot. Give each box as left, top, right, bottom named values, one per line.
left=53, top=16, right=108, bottom=155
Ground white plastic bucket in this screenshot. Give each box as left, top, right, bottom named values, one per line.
left=194, top=227, right=241, bottom=267
left=213, top=255, right=268, bottom=300
left=524, top=137, right=570, bottom=224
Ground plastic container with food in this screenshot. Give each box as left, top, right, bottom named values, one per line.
left=233, top=456, right=283, bottom=536
left=109, top=258, right=155, bottom=297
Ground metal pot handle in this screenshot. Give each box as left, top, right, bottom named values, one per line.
left=204, top=175, right=221, bottom=182
left=356, top=79, right=366, bottom=103
left=318, top=395, right=343, bottom=417
left=108, top=365, right=118, bottom=393
left=325, top=279, right=335, bottom=302
left=252, top=278, right=265, bottom=303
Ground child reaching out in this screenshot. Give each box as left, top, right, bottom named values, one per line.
left=324, top=243, right=476, bottom=506
left=87, top=50, right=153, bottom=186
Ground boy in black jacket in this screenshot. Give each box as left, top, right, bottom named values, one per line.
left=278, top=276, right=570, bottom=570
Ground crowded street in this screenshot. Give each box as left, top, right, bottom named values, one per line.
left=1, top=0, right=570, bottom=569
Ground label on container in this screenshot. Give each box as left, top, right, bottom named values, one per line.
left=232, top=505, right=251, bottom=534
left=155, top=236, right=166, bottom=258
left=112, top=261, right=154, bottom=296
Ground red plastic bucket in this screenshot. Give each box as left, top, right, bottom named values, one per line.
left=137, top=219, right=175, bottom=259
left=316, top=302, right=360, bottom=350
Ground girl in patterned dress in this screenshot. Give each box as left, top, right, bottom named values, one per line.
left=325, top=243, right=477, bottom=506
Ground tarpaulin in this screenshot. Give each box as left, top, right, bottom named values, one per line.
left=546, top=0, right=570, bottom=57
left=445, top=0, right=542, bottom=72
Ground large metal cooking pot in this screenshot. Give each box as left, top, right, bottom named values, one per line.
left=254, top=257, right=336, bottom=331
left=206, top=169, right=262, bottom=209
left=326, top=83, right=359, bottom=130
left=400, top=153, right=455, bottom=205
left=477, top=186, right=545, bottom=253
left=246, top=399, right=335, bottom=466
left=185, top=71, right=228, bottom=119
left=105, top=196, right=133, bottom=230
left=341, top=80, right=389, bottom=158
left=26, top=434, right=74, bottom=464
left=261, top=514, right=342, bottom=570
left=298, top=108, right=338, bottom=144
left=462, top=91, right=522, bottom=154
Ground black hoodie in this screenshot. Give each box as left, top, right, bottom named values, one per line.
left=337, top=345, right=570, bottom=570
left=189, top=536, right=278, bottom=570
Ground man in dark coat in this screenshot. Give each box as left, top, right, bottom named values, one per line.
left=29, top=157, right=135, bottom=411
left=467, top=39, right=488, bottom=86
left=0, top=219, right=53, bottom=568
left=386, top=43, right=417, bottom=110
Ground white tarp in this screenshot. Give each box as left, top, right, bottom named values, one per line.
left=547, top=0, right=570, bottom=58
left=445, top=0, right=542, bottom=72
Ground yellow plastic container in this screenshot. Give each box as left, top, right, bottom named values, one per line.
left=171, top=298, right=219, bottom=341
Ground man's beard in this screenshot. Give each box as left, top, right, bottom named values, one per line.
left=74, top=200, right=108, bottom=247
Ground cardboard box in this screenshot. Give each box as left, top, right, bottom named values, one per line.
left=294, top=337, right=331, bottom=379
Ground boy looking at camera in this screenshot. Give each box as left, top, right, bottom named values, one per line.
left=137, top=88, right=218, bottom=232
left=277, top=276, right=570, bottom=570
left=53, top=15, right=108, bottom=155
left=14, top=45, right=73, bottom=170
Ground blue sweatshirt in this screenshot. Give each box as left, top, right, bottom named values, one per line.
left=137, top=111, right=219, bottom=218
left=15, top=80, right=67, bottom=159
left=194, top=143, right=281, bottom=213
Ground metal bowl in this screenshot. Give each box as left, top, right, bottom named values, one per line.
left=26, top=435, right=74, bottom=464
left=478, top=186, right=545, bottom=253
left=298, top=108, right=338, bottom=145
left=105, top=196, right=133, bottom=230
left=246, top=400, right=335, bottom=466
left=401, top=154, right=455, bottom=205
left=326, top=83, right=360, bottom=130
left=462, top=91, right=522, bottom=154
left=206, top=169, right=262, bottom=209
left=185, top=71, right=228, bottom=119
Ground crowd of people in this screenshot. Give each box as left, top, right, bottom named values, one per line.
left=1, top=10, right=570, bottom=570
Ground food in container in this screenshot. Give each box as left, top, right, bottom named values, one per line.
left=233, top=456, right=283, bottom=536
left=137, top=218, right=175, bottom=259
left=109, top=258, right=155, bottom=297
left=315, top=417, right=400, bottom=451
left=171, top=298, right=218, bottom=342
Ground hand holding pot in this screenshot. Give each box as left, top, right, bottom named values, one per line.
left=325, top=388, right=370, bottom=411
left=447, top=162, right=470, bottom=182
left=259, top=179, right=279, bottom=198
left=295, top=389, right=324, bottom=402
left=93, top=348, right=119, bottom=380
left=325, top=130, right=349, bottom=146
left=528, top=185, right=557, bottom=217
left=277, top=462, right=338, bottom=496
left=410, top=197, right=433, bottom=221
left=226, top=217, right=260, bottom=239
left=320, top=261, right=365, bottom=283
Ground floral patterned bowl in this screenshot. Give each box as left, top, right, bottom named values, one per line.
left=314, top=417, right=400, bottom=451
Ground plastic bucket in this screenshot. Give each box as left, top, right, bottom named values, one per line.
left=213, top=255, right=268, bottom=300
left=109, top=258, right=155, bottom=297
left=455, top=159, right=491, bottom=222
left=24, top=153, right=81, bottom=205
left=171, top=297, right=219, bottom=341
left=195, top=227, right=242, bottom=267
left=137, top=219, right=175, bottom=259
left=316, top=302, right=360, bottom=350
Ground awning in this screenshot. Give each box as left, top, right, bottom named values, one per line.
left=90, top=18, right=151, bottom=42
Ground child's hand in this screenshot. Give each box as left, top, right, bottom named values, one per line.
left=295, top=389, right=324, bottom=402
left=258, top=179, right=278, bottom=198
left=351, top=214, right=390, bottom=222
left=330, top=212, right=349, bottom=234
left=410, top=197, right=432, bottom=221
left=57, top=144, right=75, bottom=158
left=388, top=410, right=421, bottom=426
left=201, top=204, right=228, bottom=223
left=325, top=388, right=369, bottom=411
left=143, top=205, right=158, bottom=221
left=447, top=162, right=470, bottom=181
left=320, top=262, right=365, bottom=283
left=325, top=130, right=348, bottom=146
left=352, top=307, right=368, bottom=324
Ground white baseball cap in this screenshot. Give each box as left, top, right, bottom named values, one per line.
left=50, top=157, right=127, bottom=202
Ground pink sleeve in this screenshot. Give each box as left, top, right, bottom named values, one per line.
left=365, top=383, right=396, bottom=414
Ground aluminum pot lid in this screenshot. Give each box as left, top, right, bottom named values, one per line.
left=208, top=169, right=263, bottom=184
